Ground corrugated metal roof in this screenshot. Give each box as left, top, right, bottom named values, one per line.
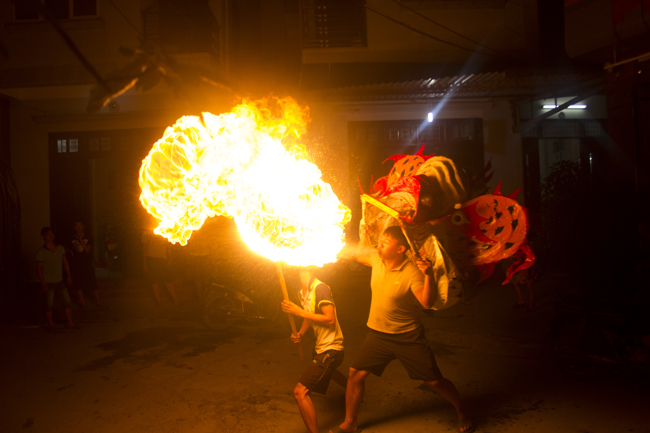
left=313, top=71, right=604, bottom=102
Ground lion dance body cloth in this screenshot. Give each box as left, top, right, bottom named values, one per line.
left=360, top=145, right=535, bottom=310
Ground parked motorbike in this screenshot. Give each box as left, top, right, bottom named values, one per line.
left=201, top=281, right=284, bottom=330
left=551, top=293, right=650, bottom=378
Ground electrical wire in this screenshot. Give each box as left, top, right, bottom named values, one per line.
left=108, top=0, right=142, bottom=37
left=472, top=1, right=526, bottom=40
left=363, top=3, right=497, bottom=57
left=390, top=0, right=509, bottom=57
left=361, top=1, right=519, bottom=60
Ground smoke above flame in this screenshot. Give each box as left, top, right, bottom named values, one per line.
left=138, top=97, right=351, bottom=267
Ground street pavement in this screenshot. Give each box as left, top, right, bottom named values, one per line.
left=1, top=270, right=649, bottom=433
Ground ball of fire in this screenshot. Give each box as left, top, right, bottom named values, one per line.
left=139, top=97, right=351, bottom=267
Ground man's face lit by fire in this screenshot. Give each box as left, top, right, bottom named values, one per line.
left=376, top=234, right=406, bottom=261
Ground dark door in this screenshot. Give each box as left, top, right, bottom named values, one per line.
left=49, top=128, right=163, bottom=277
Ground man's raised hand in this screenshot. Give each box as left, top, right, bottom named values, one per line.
left=415, top=249, right=434, bottom=276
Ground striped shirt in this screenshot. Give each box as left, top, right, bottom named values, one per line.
left=297, top=277, right=344, bottom=354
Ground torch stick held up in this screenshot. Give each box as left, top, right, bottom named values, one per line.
left=361, top=194, right=422, bottom=259
left=276, top=262, right=304, bottom=361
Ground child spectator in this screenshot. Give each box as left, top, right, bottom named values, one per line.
left=36, top=227, right=76, bottom=330
left=66, top=221, right=102, bottom=310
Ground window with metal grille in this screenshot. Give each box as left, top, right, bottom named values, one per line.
left=301, top=0, right=367, bottom=48
left=57, top=139, right=67, bottom=153
left=142, top=0, right=220, bottom=61
left=15, top=0, right=97, bottom=21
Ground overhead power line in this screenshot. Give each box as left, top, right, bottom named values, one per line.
left=361, top=2, right=510, bottom=59
left=109, top=0, right=142, bottom=37
left=390, top=0, right=510, bottom=58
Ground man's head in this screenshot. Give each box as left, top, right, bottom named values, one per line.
left=377, top=226, right=409, bottom=260
left=73, top=221, right=84, bottom=233
left=299, top=265, right=318, bottom=276
left=41, top=226, right=54, bottom=242
left=298, top=265, right=318, bottom=287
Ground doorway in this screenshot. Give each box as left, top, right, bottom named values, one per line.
left=49, top=128, right=163, bottom=278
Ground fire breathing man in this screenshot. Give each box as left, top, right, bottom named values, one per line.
left=281, top=267, right=347, bottom=433
left=332, top=226, right=473, bottom=433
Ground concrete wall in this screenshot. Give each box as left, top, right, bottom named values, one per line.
left=10, top=105, right=48, bottom=282
left=482, top=100, right=523, bottom=197
left=0, top=0, right=141, bottom=87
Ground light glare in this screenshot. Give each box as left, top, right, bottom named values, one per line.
left=542, top=104, right=587, bottom=109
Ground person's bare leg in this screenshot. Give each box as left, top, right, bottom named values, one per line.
left=526, top=280, right=535, bottom=310
left=92, top=289, right=101, bottom=307
left=195, top=280, right=204, bottom=300
left=77, top=290, right=86, bottom=311
left=45, top=310, right=54, bottom=328
left=331, top=368, right=348, bottom=388
left=166, top=282, right=180, bottom=306
left=333, top=367, right=369, bottom=433
left=152, top=283, right=162, bottom=303
left=513, top=282, right=525, bottom=306
left=460, top=287, right=471, bottom=305
left=425, top=378, right=471, bottom=432
left=294, top=383, right=318, bottom=433
left=64, top=307, right=74, bottom=328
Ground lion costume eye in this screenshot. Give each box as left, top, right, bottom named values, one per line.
left=450, top=209, right=469, bottom=226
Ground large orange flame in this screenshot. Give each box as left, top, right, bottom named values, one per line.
left=139, top=97, right=351, bottom=267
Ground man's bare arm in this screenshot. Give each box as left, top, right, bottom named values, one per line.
left=62, top=255, right=72, bottom=286
left=412, top=257, right=440, bottom=309
left=338, top=244, right=374, bottom=267
left=282, top=301, right=336, bottom=326
left=36, top=262, right=47, bottom=292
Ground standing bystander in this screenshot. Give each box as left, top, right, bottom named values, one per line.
left=36, top=227, right=76, bottom=330
left=66, top=221, right=102, bottom=310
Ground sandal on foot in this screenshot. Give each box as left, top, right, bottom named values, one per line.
left=459, top=419, right=474, bottom=433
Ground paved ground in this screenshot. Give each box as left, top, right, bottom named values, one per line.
left=1, top=269, right=649, bottom=433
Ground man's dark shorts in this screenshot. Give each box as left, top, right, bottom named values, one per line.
left=351, top=327, right=443, bottom=382
left=299, top=349, right=344, bottom=394
left=44, top=281, right=72, bottom=311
